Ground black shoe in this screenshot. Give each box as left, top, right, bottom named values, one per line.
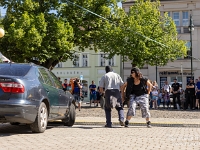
left=125, top=120, right=129, bottom=127
left=105, top=124, right=112, bottom=128
left=147, top=121, right=151, bottom=128
left=119, top=121, right=124, bottom=126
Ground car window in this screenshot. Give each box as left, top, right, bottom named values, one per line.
left=48, top=71, right=63, bottom=89
left=36, top=69, right=45, bottom=83
left=38, top=68, right=54, bottom=87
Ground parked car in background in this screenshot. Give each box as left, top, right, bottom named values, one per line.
left=0, top=63, right=76, bottom=133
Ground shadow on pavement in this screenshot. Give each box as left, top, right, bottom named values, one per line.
left=0, top=124, right=32, bottom=136
left=0, top=122, right=68, bottom=135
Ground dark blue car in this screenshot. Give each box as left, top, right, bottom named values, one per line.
left=0, top=63, right=76, bottom=133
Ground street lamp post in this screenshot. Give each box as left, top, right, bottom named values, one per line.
left=188, top=14, right=194, bottom=79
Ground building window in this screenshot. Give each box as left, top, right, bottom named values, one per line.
left=184, top=41, right=191, bottom=59
left=82, top=54, right=88, bottom=67
left=182, top=11, right=189, bottom=26
left=55, top=62, right=62, bottom=68
left=173, top=12, right=180, bottom=26
left=100, top=54, right=106, bottom=66
left=73, top=54, right=80, bottom=67
left=108, top=57, right=114, bottom=66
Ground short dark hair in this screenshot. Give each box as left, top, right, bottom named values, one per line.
left=105, top=66, right=113, bottom=73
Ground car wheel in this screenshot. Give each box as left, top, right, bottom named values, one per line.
left=10, top=122, right=20, bottom=125
left=30, top=102, right=48, bottom=133
left=63, top=104, right=76, bottom=126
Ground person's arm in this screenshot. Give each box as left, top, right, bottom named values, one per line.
left=77, top=82, right=82, bottom=89
left=171, top=84, right=175, bottom=93
left=99, top=87, right=104, bottom=94
left=121, top=82, right=127, bottom=102
left=147, top=80, right=152, bottom=95
left=99, top=76, right=105, bottom=94
left=189, top=83, right=195, bottom=88
left=93, top=85, right=97, bottom=91
left=169, top=85, right=172, bottom=93
left=178, top=84, right=181, bottom=92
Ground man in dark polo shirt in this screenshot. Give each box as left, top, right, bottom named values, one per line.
left=185, top=78, right=195, bottom=110
left=171, top=78, right=181, bottom=109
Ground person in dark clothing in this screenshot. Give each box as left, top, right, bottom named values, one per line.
left=171, top=78, right=181, bottom=109
left=62, top=79, right=68, bottom=92
left=73, top=78, right=83, bottom=111
left=122, top=67, right=152, bottom=128
left=185, top=78, right=195, bottom=110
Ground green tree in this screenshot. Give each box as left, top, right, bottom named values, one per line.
left=0, top=0, right=122, bottom=69
left=0, top=0, right=74, bottom=69
left=58, top=0, right=122, bottom=51
left=97, top=0, right=187, bottom=67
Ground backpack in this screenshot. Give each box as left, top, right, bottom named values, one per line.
left=126, top=77, right=148, bottom=98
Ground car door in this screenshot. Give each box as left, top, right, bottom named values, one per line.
left=48, top=71, right=70, bottom=116
left=38, top=68, right=59, bottom=119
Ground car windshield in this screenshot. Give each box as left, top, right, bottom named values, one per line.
left=0, top=64, right=31, bottom=76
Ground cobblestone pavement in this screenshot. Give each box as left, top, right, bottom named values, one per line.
left=0, top=104, right=200, bottom=150
left=0, top=124, right=200, bottom=150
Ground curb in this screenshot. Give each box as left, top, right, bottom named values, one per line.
left=74, top=121, right=200, bottom=128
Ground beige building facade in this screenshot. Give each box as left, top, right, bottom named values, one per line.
left=122, top=0, right=200, bottom=89
left=52, top=47, right=122, bottom=101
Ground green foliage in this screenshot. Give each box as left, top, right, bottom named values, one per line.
left=97, top=0, right=187, bottom=67
left=0, top=0, right=74, bottom=69
left=0, top=0, right=122, bottom=69
left=0, top=0, right=187, bottom=69
left=58, top=0, right=122, bottom=52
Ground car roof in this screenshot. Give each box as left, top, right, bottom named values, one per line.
left=0, top=63, right=47, bottom=77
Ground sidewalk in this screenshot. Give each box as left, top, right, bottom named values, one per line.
left=75, top=117, right=200, bottom=127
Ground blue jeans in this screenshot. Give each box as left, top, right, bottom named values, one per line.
left=157, top=99, right=161, bottom=106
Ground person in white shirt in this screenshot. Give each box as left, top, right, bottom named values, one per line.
left=162, top=81, right=171, bottom=94
left=99, top=66, right=124, bottom=128
left=151, top=86, right=158, bottom=109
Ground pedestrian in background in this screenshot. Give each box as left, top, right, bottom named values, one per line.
left=73, top=78, right=83, bottom=111
left=151, top=86, right=158, bottom=109
left=195, top=77, right=200, bottom=110
left=62, top=79, right=69, bottom=92
left=185, top=78, right=195, bottom=110
left=122, top=67, right=152, bottom=128
left=163, top=90, right=170, bottom=109
left=58, top=77, right=62, bottom=84
left=89, top=81, right=97, bottom=107
left=171, top=79, right=181, bottom=109
left=180, top=89, right=185, bottom=110
left=99, top=66, right=124, bottom=128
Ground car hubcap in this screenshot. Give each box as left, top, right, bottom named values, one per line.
left=40, top=107, right=47, bottom=128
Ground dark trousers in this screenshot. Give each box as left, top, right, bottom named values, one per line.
left=173, top=93, right=181, bottom=109
left=105, top=107, right=124, bottom=126
left=185, top=93, right=195, bottom=109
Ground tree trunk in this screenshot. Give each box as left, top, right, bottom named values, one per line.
left=131, top=61, right=137, bottom=68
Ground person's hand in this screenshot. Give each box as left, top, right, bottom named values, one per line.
left=122, top=96, right=125, bottom=103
